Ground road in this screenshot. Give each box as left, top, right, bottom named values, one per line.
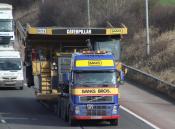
left=0, top=87, right=154, bottom=129
left=120, top=82, right=175, bottom=129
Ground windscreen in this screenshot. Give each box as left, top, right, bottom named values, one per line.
left=74, top=71, right=117, bottom=86
left=0, top=36, right=11, bottom=45
left=0, top=19, right=13, bottom=32
left=95, top=39, right=121, bottom=61
left=0, top=58, right=22, bottom=70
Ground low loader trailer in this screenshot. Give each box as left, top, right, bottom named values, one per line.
left=16, top=22, right=127, bottom=126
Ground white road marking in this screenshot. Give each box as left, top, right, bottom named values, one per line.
left=1, top=119, right=6, bottom=124
left=120, top=106, right=160, bottom=129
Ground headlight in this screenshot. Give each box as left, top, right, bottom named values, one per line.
left=17, top=74, right=24, bottom=80
left=0, top=73, right=2, bottom=80
left=112, top=105, right=118, bottom=114
left=75, top=106, right=80, bottom=115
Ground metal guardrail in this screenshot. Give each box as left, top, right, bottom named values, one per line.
left=16, top=21, right=26, bottom=40
left=123, top=64, right=175, bottom=99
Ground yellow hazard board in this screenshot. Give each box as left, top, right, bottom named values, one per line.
left=28, top=27, right=52, bottom=35
left=106, top=28, right=128, bottom=35
left=72, top=87, right=118, bottom=96
left=76, top=60, right=114, bottom=67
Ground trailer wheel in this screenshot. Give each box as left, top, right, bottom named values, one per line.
left=17, top=86, right=23, bottom=90
left=68, top=107, right=76, bottom=126
left=110, top=119, right=118, bottom=126
left=57, top=102, right=61, bottom=118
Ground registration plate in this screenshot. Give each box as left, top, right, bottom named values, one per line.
left=5, top=81, right=15, bottom=85
left=90, top=116, right=102, bottom=119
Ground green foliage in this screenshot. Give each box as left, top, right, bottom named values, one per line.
left=160, top=0, right=175, bottom=5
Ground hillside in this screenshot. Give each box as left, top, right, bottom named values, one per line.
left=123, top=28, right=175, bottom=84
left=0, top=0, right=174, bottom=84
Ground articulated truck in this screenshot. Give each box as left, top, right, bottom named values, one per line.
left=16, top=22, right=127, bottom=125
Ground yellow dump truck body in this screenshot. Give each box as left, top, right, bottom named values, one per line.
left=16, top=21, right=127, bottom=101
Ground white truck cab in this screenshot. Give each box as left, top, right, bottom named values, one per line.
left=0, top=48, right=24, bottom=89
left=0, top=3, right=15, bottom=45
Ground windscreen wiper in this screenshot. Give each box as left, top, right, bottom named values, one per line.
left=88, top=96, right=105, bottom=102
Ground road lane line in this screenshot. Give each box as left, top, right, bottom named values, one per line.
left=120, top=106, right=160, bottom=129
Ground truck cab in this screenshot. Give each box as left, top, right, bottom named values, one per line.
left=58, top=51, right=120, bottom=125
left=0, top=3, right=15, bottom=44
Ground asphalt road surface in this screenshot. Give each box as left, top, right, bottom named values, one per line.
left=120, top=82, right=175, bottom=129
left=0, top=86, right=155, bottom=129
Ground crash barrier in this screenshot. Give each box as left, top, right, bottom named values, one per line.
left=123, top=64, right=175, bottom=99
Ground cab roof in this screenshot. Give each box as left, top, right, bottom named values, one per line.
left=0, top=50, right=20, bottom=58
left=0, top=3, right=12, bottom=10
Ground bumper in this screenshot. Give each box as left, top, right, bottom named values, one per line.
left=0, top=80, right=24, bottom=88
left=73, top=115, right=120, bottom=120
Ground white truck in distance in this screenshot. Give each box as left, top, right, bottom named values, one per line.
left=0, top=48, right=24, bottom=90
left=0, top=3, right=15, bottom=45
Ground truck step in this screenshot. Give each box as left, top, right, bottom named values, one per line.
left=41, top=91, right=52, bottom=94
left=41, top=69, right=50, bottom=72
left=41, top=72, right=50, bottom=75
left=41, top=85, right=51, bottom=87
left=42, top=82, right=51, bottom=86
left=41, top=71, right=50, bottom=74
left=41, top=76, right=51, bottom=79
left=41, top=87, right=51, bottom=90
left=41, top=67, right=50, bottom=69
left=41, top=77, right=51, bottom=81
left=41, top=74, right=51, bottom=78
left=41, top=79, right=51, bottom=82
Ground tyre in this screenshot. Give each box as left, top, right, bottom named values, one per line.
left=57, top=102, right=61, bottom=118
left=65, top=107, right=68, bottom=122
left=110, top=119, right=118, bottom=126
left=68, top=107, right=76, bottom=126
left=19, top=86, right=23, bottom=90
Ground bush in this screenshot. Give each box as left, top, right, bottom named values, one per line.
left=150, top=4, right=175, bottom=32
left=38, top=0, right=87, bottom=27
left=0, top=0, right=37, bottom=10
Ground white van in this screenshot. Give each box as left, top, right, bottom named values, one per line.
left=0, top=3, right=15, bottom=44
left=0, top=49, right=24, bottom=89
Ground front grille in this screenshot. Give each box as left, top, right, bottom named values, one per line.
left=11, top=77, right=17, bottom=80
left=83, top=105, right=110, bottom=116
left=87, top=110, right=106, bottom=116
left=3, top=77, right=17, bottom=80
left=3, top=77, right=9, bottom=80
left=80, top=96, right=113, bottom=103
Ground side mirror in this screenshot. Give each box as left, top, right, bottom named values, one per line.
left=23, top=62, right=26, bottom=66
left=63, top=73, right=70, bottom=84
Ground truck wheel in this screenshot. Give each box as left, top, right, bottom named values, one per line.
left=57, top=102, right=61, bottom=118
left=110, top=119, right=118, bottom=126
left=65, top=108, right=68, bottom=122
left=68, top=108, right=76, bottom=126
left=19, top=86, right=23, bottom=90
